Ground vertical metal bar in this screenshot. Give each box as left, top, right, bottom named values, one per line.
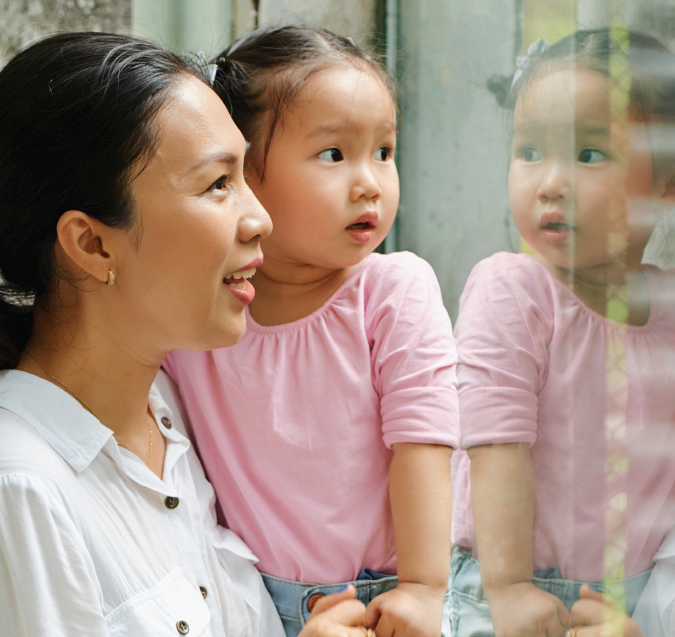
left=384, top=0, right=399, bottom=254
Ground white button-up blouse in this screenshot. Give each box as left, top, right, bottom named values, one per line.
left=0, top=368, right=285, bottom=637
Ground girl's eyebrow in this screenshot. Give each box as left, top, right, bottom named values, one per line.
left=579, top=126, right=610, bottom=136
left=305, top=121, right=397, bottom=139
left=305, top=123, right=343, bottom=139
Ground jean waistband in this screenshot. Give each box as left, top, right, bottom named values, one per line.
left=451, top=546, right=652, bottom=614
left=261, top=572, right=399, bottom=624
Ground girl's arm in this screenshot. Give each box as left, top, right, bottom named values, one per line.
left=469, top=442, right=569, bottom=637
left=365, top=442, right=453, bottom=637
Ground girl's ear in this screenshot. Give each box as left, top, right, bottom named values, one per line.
left=56, top=211, right=114, bottom=285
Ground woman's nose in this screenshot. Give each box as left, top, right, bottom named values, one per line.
left=537, top=161, right=572, bottom=202
left=238, top=188, right=272, bottom=243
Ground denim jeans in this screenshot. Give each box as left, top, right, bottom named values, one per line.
left=262, top=571, right=399, bottom=637
left=449, top=546, right=652, bottom=637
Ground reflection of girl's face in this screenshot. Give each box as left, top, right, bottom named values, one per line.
left=508, top=67, right=657, bottom=271
left=118, top=75, right=271, bottom=354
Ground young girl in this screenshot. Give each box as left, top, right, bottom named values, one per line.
left=452, top=29, right=675, bottom=637
left=163, top=26, right=458, bottom=637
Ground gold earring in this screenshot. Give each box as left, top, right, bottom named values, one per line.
left=106, top=270, right=116, bottom=286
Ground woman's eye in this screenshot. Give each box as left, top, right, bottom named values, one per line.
left=578, top=148, right=606, bottom=164
left=520, top=147, right=541, bottom=162
left=375, top=147, right=391, bottom=161
left=319, top=148, right=344, bottom=162
left=208, top=175, right=230, bottom=191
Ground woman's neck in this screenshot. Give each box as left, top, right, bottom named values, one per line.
left=249, top=254, right=365, bottom=326
left=15, top=301, right=166, bottom=474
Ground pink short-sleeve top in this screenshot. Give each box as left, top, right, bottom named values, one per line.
left=453, top=252, right=675, bottom=582
left=164, top=251, right=459, bottom=584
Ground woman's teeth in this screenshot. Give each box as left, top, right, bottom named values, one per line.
left=224, top=267, right=256, bottom=289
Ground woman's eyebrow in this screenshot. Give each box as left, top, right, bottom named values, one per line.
left=186, top=151, right=239, bottom=174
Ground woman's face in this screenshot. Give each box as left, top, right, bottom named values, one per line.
left=115, top=75, right=271, bottom=354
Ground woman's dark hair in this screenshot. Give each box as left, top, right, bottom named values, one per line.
left=488, top=27, right=675, bottom=123
left=211, top=25, right=397, bottom=177
left=0, top=32, right=207, bottom=369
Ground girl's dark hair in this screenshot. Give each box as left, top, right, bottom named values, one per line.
left=488, top=27, right=675, bottom=123
left=211, top=25, right=397, bottom=177
left=0, top=32, right=206, bottom=369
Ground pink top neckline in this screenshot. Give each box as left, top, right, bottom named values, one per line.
left=244, top=257, right=372, bottom=334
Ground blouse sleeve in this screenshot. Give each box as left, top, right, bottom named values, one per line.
left=365, top=252, right=459, bottom=449
left=0, top=473, right=109, bottom=637
left=455, top=253, right=553, bottom=449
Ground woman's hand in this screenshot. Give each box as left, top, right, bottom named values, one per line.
left=568, top=585, right=642, bottom=637
left=300, top=585, right=370, bottom=637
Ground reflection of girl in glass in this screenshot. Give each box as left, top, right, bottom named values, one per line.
left=452, top=28, right=675, bottom=637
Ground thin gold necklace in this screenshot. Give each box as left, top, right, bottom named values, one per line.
left=25, top=346, right=152, bottom=466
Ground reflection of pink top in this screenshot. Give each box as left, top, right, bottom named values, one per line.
left=164, top=252, right=458, bottom=583
left=453, top=252, right=675, bottom=582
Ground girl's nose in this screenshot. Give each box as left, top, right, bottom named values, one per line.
left=350, top=164, right=382, bottom=203
left=238, top=188, right=272, bottom=243
left=537, top=162, right=572, bottom=202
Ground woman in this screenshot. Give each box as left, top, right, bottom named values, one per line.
left=0, top=31, right=366, bottom=636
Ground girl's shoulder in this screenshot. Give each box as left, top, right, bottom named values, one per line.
left=462, top=252, right=557, bottom=305
left=361, top=250, right=441, bottom=293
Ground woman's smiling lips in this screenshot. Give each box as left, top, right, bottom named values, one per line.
left=540, top=211, right=575, bottom=244
left=223, top=257, right=263, bottom=304
left=346, top=211, right=378, bottom=243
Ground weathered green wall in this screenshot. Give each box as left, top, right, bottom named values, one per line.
left=0, top=0, right=131, bottom=67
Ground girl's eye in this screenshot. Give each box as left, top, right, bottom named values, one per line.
left=375, top=147, right=391, bottom=161
left=319, top=148, right=344, bottom=162
left=520, top=147, right=542, bottom=162
left=208, top=175, right=231, bottom=192
left=578, top=148, right=606, bottom=164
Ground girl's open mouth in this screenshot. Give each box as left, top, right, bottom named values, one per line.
left=346, top=213, right=378, bottom=243
left=540, top=213, right=575, bottom=244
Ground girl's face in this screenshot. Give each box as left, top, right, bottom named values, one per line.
left=114, top=75, right=271, bottom=354
left=508, top=66, right=658, bottom=271
left=247, top=65, right=399, bottom=270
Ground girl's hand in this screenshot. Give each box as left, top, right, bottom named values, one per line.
left=300, top=585, right=369, bottom=637
left=487, top=581, right=570, bottom=637
left=364, top=581, right=445, bottom=637
left=567, top=584, right=643, bottom=637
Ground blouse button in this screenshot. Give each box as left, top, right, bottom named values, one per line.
left=200, top=585, right=208, bottom=599
left=161, top=416, right=172, bottom=429
left=164, top=496, right=179, bottom=509
left=176, top=620, right=189, bottom=634
left=306, top=593, right=324, bottom=612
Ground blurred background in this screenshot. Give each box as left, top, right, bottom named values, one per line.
left=1, top=0, right=675, bottom=319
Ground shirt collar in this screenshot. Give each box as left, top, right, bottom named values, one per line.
left=0, top=369, right=186, bottom=474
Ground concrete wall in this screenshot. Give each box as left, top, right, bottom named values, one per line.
left=397, top=0, right=520, bottom=319
left=0, top=0, right=130, bottom=67
left=258, top=0, right=374, bottom=45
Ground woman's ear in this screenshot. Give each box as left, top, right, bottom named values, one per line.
left=56, top=211, right=114, bottom=285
